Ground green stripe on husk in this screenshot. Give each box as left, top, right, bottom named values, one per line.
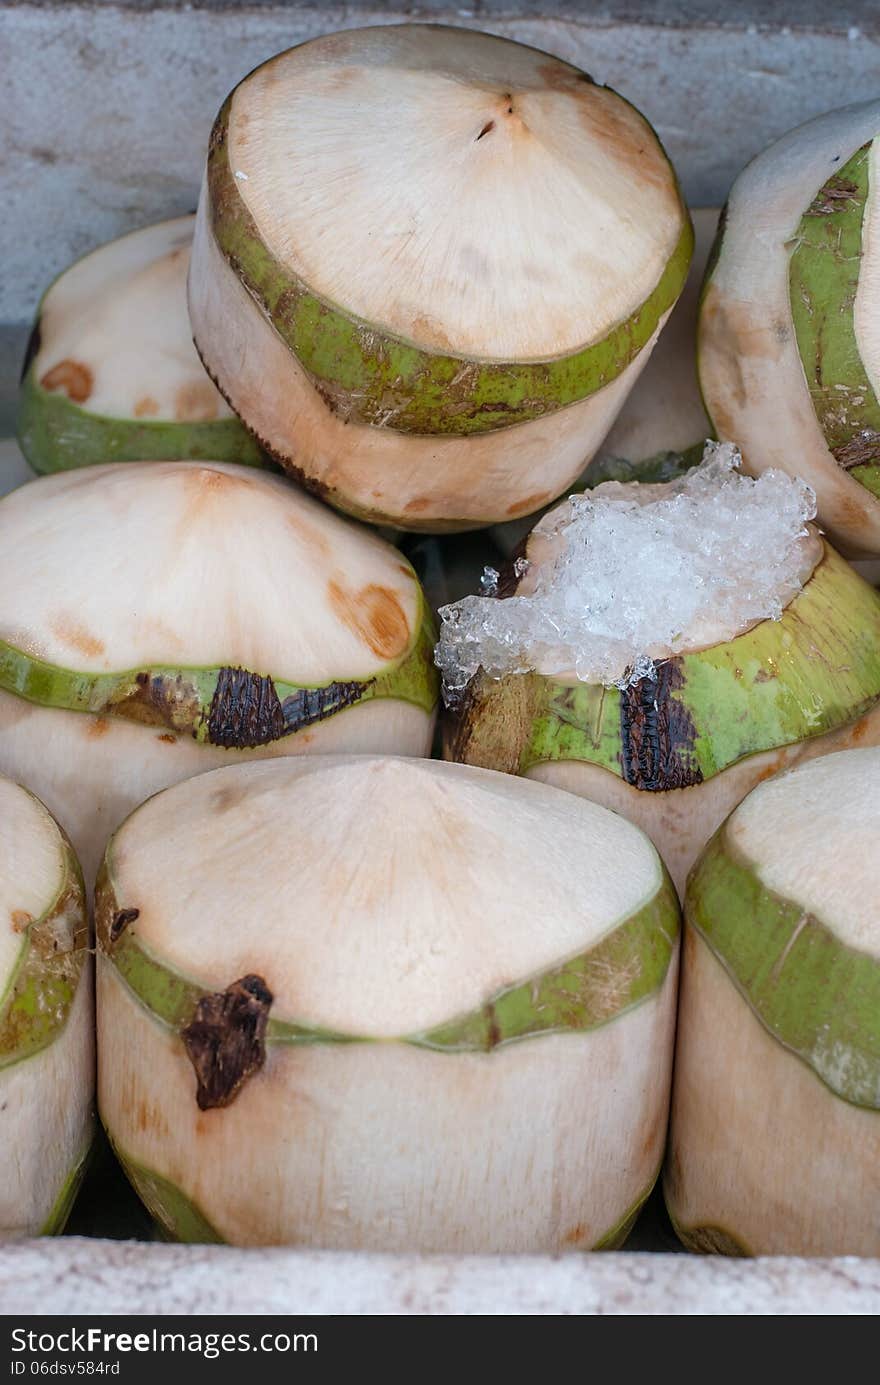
left=686, top=831, right=880, bottom=1108
left=411, top=876, right=678, bottom=1050
left=592, top=1167, right=661, bottom=1250
left=207, top=97, right=693, bottom=438
left=17, top=364, right=268, bottom=475
left=582, top=442, right=707, bottom=489
left=853, top=463, right=880, bottom=499
left=109, top=1140, right=224, bottom=1244
left=455, top=546, right=880, bottom=785
left=0, top=841, right=88, bottom=1070
left=789, top=139, right=880, bottom=494
left=40, top=1138, right=94, bottom=1236
left=0, top=596, right=438, bottom=743
left=665, top=1204, right=752, bottom=1257
left=96, top=862, right=678, bottom=1051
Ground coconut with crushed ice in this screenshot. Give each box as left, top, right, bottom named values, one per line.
left=443, top=444, right=880, bottom=894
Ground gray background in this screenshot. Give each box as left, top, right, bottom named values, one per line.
left=2, top=0, right=879, bottom=402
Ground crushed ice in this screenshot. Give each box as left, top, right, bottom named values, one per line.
left=435, top=442, right=817, bottom=703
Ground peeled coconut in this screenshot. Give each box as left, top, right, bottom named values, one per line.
left=0, top=775, right=93, bottom=1236
left=96, top=755, right=679, bottom=1252
left=17, top=216, right=263, bottom=474
left=188, top=23, right=692, bottom=532
left=666, top=748, right=880, bottom=1256
left=493, top=206, right=717, bottom=558
left=0, top=462, right=436, bottom=885
left=699, top=101, right=880, bottom=559
left=442, top=444, right=880, bottom=895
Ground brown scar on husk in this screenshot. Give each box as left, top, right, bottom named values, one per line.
left=39, top=359, right=93, bottom=403
left=111, top=671, right=203, bottom=734
left=445, top=670, right=540, bottom=775
left=807, top=175, right=860, bottom=217
left=832, top=429, right=880, bottom=470
left=110, top=908, right=139, bottom=944
left=182, top=974, right=273, bottom=1111
left=619, top=661, right=703, bottom=791
left=206, top=666, right=370, bottom=749
left=10, top=910, right=32, bottom=933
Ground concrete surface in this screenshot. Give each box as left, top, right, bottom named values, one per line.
left=2, top=3, right=879, bottom=326
left=0, top=1238, right=878, bottom=1314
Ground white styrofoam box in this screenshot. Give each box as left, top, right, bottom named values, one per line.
left=2, top=0, right=879, bottom=1315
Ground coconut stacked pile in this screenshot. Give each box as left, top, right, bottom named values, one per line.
left=3, top=24, right=879, bottom=1254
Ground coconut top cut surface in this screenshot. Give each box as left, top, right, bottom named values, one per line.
left=0, top=777, right=68, bottom=982
left=226, top=24, right=685, bottom=359
left=29, top=217, right=233, bottom=424
left=0, top=463, right=422, bottom=683
left=727, top=749, right=880, bottom=956
left=103, top=755, right=666, bottom=1035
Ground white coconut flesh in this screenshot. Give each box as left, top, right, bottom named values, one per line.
left=0, top=462, right=436, bottom=882
left=699, top=100, right=880, bottom=558
left=190, top=24, right=689, bottom=530
left=0, top=777, right=93, bottom=1237
left=667, top=748, right=880, bottom=1256
left=30, top=217, right=232, bottom=424
left=98, top=755, right=679, bottom=1251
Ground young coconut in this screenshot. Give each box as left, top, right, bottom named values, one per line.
left=492, top=206, right=717, bottom=558
left=189, top=23, right=692, bottom=532
left=0, top=775, right=93, bottom=1236
left=96, top=755, right=680, bottom=1252
left=442, top=443, right=880, bottom=896
left=18, top=217, right=264, bottom=474
left=666, top=748, right=880, bottom=1257
left=0, top=462, right=437, bottom=886
left=699, top=101, right=880, bottom=559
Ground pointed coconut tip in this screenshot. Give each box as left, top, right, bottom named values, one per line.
left=0, top=460, right=427, bottom=687
left=222, top=24, right=687, bottom=361
left=100, top=754, right=671, bottom=1037
left=722, top=746, right=880, bottom=956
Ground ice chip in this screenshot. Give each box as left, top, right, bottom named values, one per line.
left=435, top=443, right=817, bottom=703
